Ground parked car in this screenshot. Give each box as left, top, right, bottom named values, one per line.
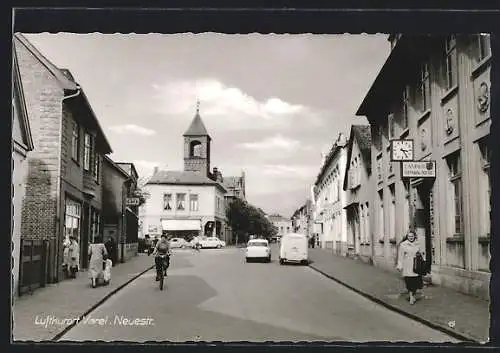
left=199, top=236, right=226, bottom=249
left=169, top=237, right=189, bottom=249
left=246, top=239, right=271, bottom=263
left=279, top=232, right=308, bottom=265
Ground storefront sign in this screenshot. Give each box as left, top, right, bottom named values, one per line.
left=126, top=197, right=140, bottom=206
left=402, top=161, right=436, bottom=178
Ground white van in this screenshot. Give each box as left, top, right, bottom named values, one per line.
left=279, top=233, right=309, bottom=265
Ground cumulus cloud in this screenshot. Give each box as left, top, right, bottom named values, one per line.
left=152, top=78, right=316, bottom=130
left=108, top=124, right=156, bottom=136
left=237, top=134, right=302, bottom=152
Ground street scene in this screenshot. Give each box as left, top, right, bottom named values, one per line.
left=11, top=31, right=491, bottom=343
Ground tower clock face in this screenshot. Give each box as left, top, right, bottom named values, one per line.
left=391, top=140, right=414, bottom=161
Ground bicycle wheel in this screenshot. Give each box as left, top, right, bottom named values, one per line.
left=159, top=269, right=164, bottom=291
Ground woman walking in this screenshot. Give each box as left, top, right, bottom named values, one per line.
left=67, top=236, right=80, bottom=278
left=396, top=230, right=425, bottom=305
left=88, top=236, right=108, bottom=288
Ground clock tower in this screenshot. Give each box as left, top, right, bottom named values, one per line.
left=183, top=101, right=211, bottom=177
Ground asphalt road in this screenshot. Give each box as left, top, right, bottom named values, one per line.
left=59, top=245, right=458, bottom=342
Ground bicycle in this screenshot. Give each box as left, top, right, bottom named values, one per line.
left=155, top=252, right=171, bottom=291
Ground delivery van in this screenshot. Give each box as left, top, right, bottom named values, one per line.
left=279, top=233, right=308, bottom=265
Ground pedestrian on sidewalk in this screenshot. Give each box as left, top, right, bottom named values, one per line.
left=68, top=236, right=80, bottom=278
left=62, top=237, right=71, bottom=278
left=396, top=230, right=425, bottom=305
left=88, top=236, right=108, bottom=288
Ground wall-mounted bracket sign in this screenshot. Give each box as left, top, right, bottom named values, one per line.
left=126, top=197, right=140, bottom=206
left=402, top=161, right=436, bottom=178
left=390, top=139, right=414, bottom=162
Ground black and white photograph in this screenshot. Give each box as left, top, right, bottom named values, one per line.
left=11, top=8, right=495, bottom=345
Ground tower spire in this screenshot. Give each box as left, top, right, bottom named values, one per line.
left=196, top=99, right=200, bottom=115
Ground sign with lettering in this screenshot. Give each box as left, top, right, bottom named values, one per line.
left=402, top=161, right=436, bottom=178
left=126, top=198, right=140, bottom=206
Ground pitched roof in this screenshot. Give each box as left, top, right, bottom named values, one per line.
left=343, top=125, right=372, bottom=190
left=183, top=112, right=210, bottom=137
left=12, top=43, right=34, bottom=151
left=13, top=34, right=78, bottom=91
left=146, top=170, right=226, bottom=191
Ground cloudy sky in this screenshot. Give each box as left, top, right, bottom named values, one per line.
left=24, top=33, right=390, bottom=217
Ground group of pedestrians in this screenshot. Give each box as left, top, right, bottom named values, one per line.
left=62, top=235, right=119, bottom=288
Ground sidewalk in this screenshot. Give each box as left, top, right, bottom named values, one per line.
left=13, top=253, right=154, bottom=341
left=308, top=248, right=490, bottom=343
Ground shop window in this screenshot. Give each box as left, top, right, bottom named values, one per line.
left=444, top=36, right=458, bottom=90
left=176, top=193, right=186, bottom=211
left=403, top=180, right=411, bottom=234
left=64, top=199, right=81, bottom=245
left=90, top=208, right=100, bottom=243
left=163, top=193, right=172, bottom=210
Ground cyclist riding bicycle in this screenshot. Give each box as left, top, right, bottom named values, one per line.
left=152, top=233, right=171, bottom=281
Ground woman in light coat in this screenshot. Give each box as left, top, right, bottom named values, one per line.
left=67, top=236, right=80, bottom=278
left=396, top=230, right=425, bottom=305
left=88, top=235, right=108, bottom=288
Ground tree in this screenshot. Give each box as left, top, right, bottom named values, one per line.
left=226, top=199, right=277, bottom=243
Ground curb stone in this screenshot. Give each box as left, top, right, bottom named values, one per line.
left=308, top=263, right=479, bottom=343
left=51, top=263, right=155, bottom=341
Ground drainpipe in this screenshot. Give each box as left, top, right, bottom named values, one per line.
left=53, top=87, right=81, bottom=281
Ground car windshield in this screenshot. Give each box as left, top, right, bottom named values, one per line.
left=248, top=241, right=268, bottom=247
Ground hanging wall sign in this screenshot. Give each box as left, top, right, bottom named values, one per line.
left=402, top=161, right=436, bottom=178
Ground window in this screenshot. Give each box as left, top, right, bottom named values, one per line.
left=90, top=208, right=100, bottom=244
left=190, top=194, right=199, bottom=212
left=447, top=152, right=463, bottom=235
left=475, top=34, right=491, bottom=63
left=359, top=204, right=365, bottom=244
left=403, top=180, right=411, bottom=234
left=402, top=86, right=409, bottom=129
left=83, top=133, right=92, bottom=171
left=479, top=140, right=491, bottom=236
left=93, top=154, right=100, bottom=182
left=163, top=194, right=172, bottom=210
left=378, top=191, right=384, bottom=241
left=72, top=122, right=80, bottom=162
left=64, top=199, right=81, bottom=245
left=176, top=193, right=186, bottom=211
left=418, top=62, right=431, bottom=112
left=388, top=113, right=396, bottom=139
left=389, top=185, right=396, bottom=242
left=365, top=202, right=370, bottom=244
left=444, top=36, right=458, bottom=90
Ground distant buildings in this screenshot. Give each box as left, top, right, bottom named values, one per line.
left=268, top=214, right=292, bottom=240
left=312, top=133, right=349, bottom=253
left=291, top=200, right=312, bottom=237
left=140, top=105, right=245, bottom=245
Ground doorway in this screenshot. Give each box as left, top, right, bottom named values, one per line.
left=414, top=180, right=433, bottom=272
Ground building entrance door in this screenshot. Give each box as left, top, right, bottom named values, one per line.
left=413, top=180, right=434, bottom=272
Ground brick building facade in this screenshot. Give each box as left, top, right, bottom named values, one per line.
left=14, top=34, right=112, bottom=286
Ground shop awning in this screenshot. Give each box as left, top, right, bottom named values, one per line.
left=161, top=219, right=201, bottom=231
